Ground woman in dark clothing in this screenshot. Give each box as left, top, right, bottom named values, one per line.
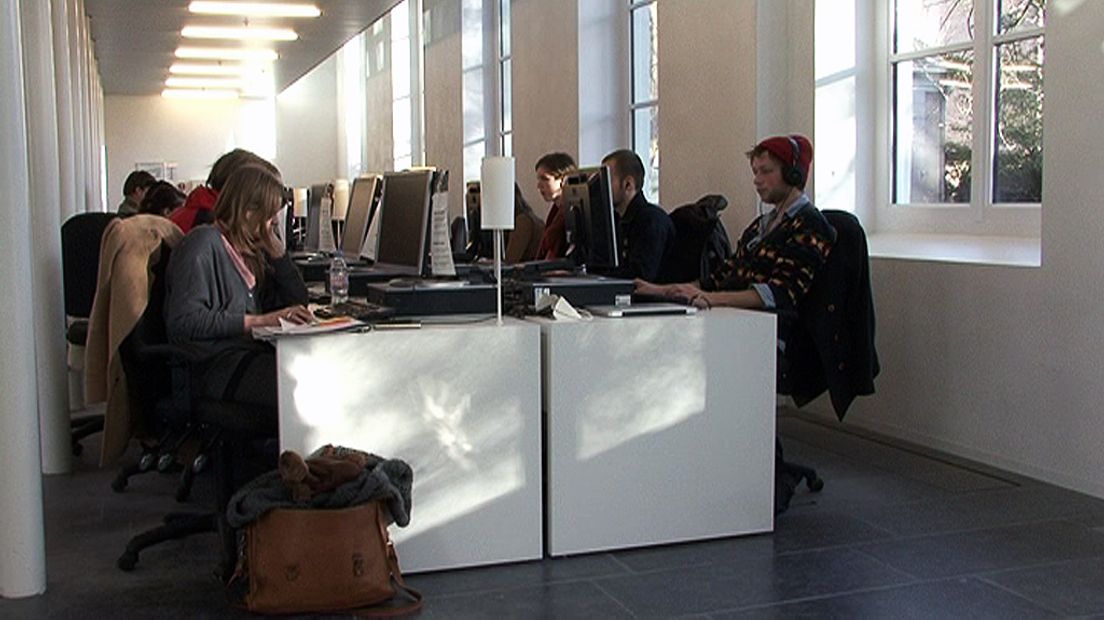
left=164, top=164, right=311, bottom=410
left=534, top=152, right=576, bottom=260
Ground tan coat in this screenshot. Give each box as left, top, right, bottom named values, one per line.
left=84, top=215, right=183, bottom=466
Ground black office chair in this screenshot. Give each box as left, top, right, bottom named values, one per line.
left=61, top=211, right=120, bottom=455
left=115, top=247, right=277, bottom=579
left=667, top=194, right=732, bottom=284
left=775, top=210, right=879, bottom=513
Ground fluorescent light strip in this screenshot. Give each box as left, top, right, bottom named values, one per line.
left=162, top=88, right=240, bottom=100
left=182, top=25, right=298, bottom=41
left=170, top=62, right=251, bottom=76
left=176, top=47, right=278, bottom=61
left=188, top=2, right=320, bottom=18
left=166, top=76, right=244, bottom=89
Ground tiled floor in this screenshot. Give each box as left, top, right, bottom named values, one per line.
left=4, top=409, right=1104, bottom=618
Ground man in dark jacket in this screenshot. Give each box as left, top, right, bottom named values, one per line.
left=602, top=149, right=676, bottom=282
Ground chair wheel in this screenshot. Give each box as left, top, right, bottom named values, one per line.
left=157, top=454, right=174, bottom=472
left=192, top=454, right=208, bottom=473
left=807, top=476, right=824, bottom=492
left=138, top=453, right=155, bottom=471
left=117, top=551, right=138, bottom=571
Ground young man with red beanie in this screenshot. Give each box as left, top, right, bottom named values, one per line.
left=171, top=148, right=277, bottom=234
left=636, top=134, right=834, bottom=317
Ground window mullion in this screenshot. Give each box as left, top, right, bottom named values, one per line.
left=971, top=0, right=996, bottom=217
left=890, top=40, right=974, bottom=64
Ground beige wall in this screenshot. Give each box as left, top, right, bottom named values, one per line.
left=424, top=0, right=464, bottom=218
left=275, top=56, right=340, bottom=187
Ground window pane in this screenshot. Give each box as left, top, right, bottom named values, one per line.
left=462, top=0, right=482, bottom=70
left=464, top=140, right=485, bottom=184
left=463, top=67, right=485, bottom=143
left=631, top=4, right=658, bottom=103
left=998, top=0, right=1045, bottom=35
left=893, top=51, right=974, bottom=204
left=392, top=39, right=411, bottom=98
left=633, top=105, right=659, bottom=203
left=815, top=0, right=855, bottom=80
left=501, top=131, right=512, bottom=157
left=994, top=36, right=1043, bottom=203
left=815, top=76, right=857, bottom=212
left=391, top=0, right=409, bottom=40
left=500, top=0, right=511, bottom=57
left=393, top=96, right=412, bottom=162
left=501, top=58, right=512, bottom=132
left=895, top=0, right=974, bottom=54
left=394, top=154, right=412, bottom=172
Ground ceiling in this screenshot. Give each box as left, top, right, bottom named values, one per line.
left=85, top=0, right=400, bottom=96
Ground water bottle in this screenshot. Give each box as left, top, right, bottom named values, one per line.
left=329, top=251, right=349, bottom=304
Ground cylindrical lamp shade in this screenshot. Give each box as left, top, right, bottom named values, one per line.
left=292, top=187, right=308, bottom=217
left=480, top=157, right=515, bottom=230
left=332, top=178, right=350, bottom=220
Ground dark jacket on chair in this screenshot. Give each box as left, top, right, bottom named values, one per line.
left=779, top=210, right=879, bottom=420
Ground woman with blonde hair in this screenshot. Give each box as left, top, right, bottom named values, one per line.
left=165, top=163, right=311, bottom=410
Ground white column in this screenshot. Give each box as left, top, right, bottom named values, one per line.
left=0, top=0, right=48, bottom=598
left=51, top=0, right=76, bottom=222
left=66, top=0, right=86, bottom=213
left=21, top=0, right=70, bottom=475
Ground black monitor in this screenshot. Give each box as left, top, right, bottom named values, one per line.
left=463, top=180, right=494, bottom=260
left=304, top=182, right=329, bottom=251
left=375, top=170, right=434, bottom=273
left=563, top=165, right=619, bottom=273
left=341, top=175, right=382, bottom=256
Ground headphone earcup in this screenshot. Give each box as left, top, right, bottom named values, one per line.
left=784, top=166, right=803, bottom=187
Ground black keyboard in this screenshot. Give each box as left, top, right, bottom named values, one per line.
left=314, top=300, right=396, bottom=323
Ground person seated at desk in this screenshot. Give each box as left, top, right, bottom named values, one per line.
left=117, top=170, right=155, bottom=217
left=635, top=135, right=834, bottom=323
left=535, top=152, right=576, bottom=260
left=137, top=180, right=186, bottom=218
left=165, top=164, right=312, bottom=411
left=602, top=149, right=676, bottom=282
left=171, top=148, right=276, bottom=234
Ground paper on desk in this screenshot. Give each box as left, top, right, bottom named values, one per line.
left=252, top=316, right=362, bottom=340
left=429, top=188, right=456, bottom=277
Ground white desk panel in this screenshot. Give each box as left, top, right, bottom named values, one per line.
left=276, top=320, right=542, bottom=573
left=539, top=309, right=776, bottom=555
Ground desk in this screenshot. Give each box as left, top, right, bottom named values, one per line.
left=275, top=319, right=543, bottom=573
left=538, top=308, right=776, bottom=555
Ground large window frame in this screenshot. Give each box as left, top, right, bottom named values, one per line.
left=630, top=0, right=658, bottom=203
left=391, top=0, right=425, bottom=171
left=880, top=0, right=1044, bottom=237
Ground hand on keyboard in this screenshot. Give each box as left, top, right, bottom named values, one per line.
left=315, top=300, right=395, bottom=322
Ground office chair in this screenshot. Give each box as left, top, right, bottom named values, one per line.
left=115, top=247, right=277, bottom=580
left=775, top=210, right=879, bottom=513
left=667, top=194, right=732, bottom=284
left=62, top=211, right=119, bottom=454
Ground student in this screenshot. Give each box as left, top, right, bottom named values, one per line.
left=137, top=180, right=186, bottom=217
left=164, top=164, right=311, bottom=411
left=635, top=135, right=834, bottom=318
left=170, top=148, right=276, bottom=234
left=601, top=149, right=676, bottom=282
left=117, top=170, right=156, bottom=217
left=534, top=152, right=576, bottom=259
left=505, top=184, right=545, bottom=263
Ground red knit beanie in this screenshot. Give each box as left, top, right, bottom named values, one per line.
left=755, top=135, right=813, bottom=181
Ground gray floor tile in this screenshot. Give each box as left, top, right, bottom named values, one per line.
left=785, top=473, right=956, bottom=512
left=770, top=510, right=895, bottom=553
left=859, top=520, right=1104, bottom=579
left=595, top=548, right=913, bottom=617
left=611, top=535, right=777, bottom=573
left=983, top=557, right=1104, bottom=616
left=713, top=577, right=1058, bottom=619
left=407, top=554, right=630, bottom=596
left=419, top=582, right=634, bottom=619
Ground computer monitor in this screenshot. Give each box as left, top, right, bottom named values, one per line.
left=341, top=175, right=383, bottom=256
left=375, top=170, right=434, bottom=273
left=563, top=165, right=619, bottom=273
left=463, top=180, right=494, bottom=260
left=304, top=182, right=329, bottom=251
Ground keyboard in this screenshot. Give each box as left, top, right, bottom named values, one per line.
left=314, top=300, right=396, bottom=323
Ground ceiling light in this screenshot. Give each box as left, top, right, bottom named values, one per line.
left=182, top=25, right=298, bottom=41
left=175, top=47, right=278, bottom=61
left=170, top=62, right=252, bottom=76
left=162, top=88, right=240, bottom=100
left=188, top=2, right=321, bottom=18
left=165, top=76, right=244, bottom=89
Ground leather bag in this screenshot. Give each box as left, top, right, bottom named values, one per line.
left=232, top=501, right=422, bottom=616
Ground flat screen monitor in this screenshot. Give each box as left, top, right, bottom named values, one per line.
left=341, top=175, right=382, bottom=256
left=304, top=182, right=329, bottom=251
left=563, top=165, right=619, bottom=273
left=375, top=170, right=434, bottom=273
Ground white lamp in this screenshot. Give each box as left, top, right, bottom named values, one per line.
left=480, top=157, right=515, bottom=324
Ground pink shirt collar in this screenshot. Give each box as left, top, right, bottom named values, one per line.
left=218, top=227, right=256, bottom=290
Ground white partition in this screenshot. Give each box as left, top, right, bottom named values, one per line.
left=539, top=309, right=776, bottom=556
left=276, top=320, right=542, bottom=573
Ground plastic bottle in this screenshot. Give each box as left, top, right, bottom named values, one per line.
left=329, top=251, right=349, bottom=304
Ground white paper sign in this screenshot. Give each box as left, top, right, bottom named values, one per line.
left=429, top=190, right=456, bottom=277
left=319, top=196, right=336, bottom=253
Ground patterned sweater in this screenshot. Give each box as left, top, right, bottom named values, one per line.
left=704, top=198, right=835, bottom=314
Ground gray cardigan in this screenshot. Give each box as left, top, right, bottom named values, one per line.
left=164, top=225, right=307, bottom=396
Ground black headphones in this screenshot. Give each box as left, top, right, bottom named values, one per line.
left=783, top=135, right=804, bottom=188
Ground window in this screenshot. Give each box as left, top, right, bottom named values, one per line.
left=891, top=0, right=1044, bottom=207
left=391, top=0, right=425, bottom=171
left=814, top=0, right=857, bottom=213
left=462, top=0, right=486, bottom=183
left=630, top=0, right=658, bottom=202
left=497, top=0, right=512, bottom=157
left=338, top=32, right=366, bottom=180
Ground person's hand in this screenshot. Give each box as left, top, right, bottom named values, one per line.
left=689, top=293, right=712, bottom=309
left=633, top=278, right=663, bottom=295
left=245, top=305, right=314, bottom=329
left=266, top=216, right=286, bottom=258
left=665, top=283, right=703, bottom=300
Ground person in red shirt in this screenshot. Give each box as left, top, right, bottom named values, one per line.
left=534, top=152, right=576, bottom=260
left=171, top=149, right=276, bottom=233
